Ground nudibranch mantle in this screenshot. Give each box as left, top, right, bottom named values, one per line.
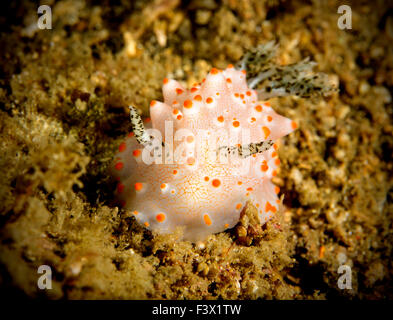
left=112, top=65, right=296, bottom=242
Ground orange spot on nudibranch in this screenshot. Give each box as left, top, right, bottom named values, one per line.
left=273, top=143, right=278, bottom=150
left=247, top=187, right=253, bottom=191
left=203, top=214, right=212, bottom=226
left=275, top=158, right=281, bottom=166
left=186, top=135, right=194, bottom=143
left=271, top=151, right=277, bottom=157
left=246, top=91, right=251, bottom=96
left=291, top=121, right=298, bottom=129
left=177, top=115, right=183, bottom=120
left=156, top=213, right=165, bottom=223
left=118, top=142, right=126, bottom=152
left=133, top=149, right=141, bottom=157
left=227, top=64, right=234, bottom=68
left=206, top=97, right=213, bottom=104
left=272, top=170, right=277, bottom=177
left=194, top=95, right=202, bottom=101
left=255, top=105, right=262, bottom=112
left=187, top=157, right=195, bottom=165
left=133, top=210, right=139, bottom=215
left=211, top=68, right=219, bottom=74
left=115, top=162, right=124, bottom=170
left=183, top=100, right=192, bottom=108
left=217, top=115, right=224, bottom=123
left=134, top=182, right=143, bottom=191
left=232, top=120, right=240, bottom=128
left=262, top=126, right=271, bottom=139
left=163, top=78, right=169, bottom=84
left=265, top=201, right=277, bottom=213
left=176, top=88, right=184, bottom=95
left=173, top=170, right=178, bottom=175
left=236, top=203, right=242, bottom=210
left=237, top=181, right=242, bottom=185
left=267, top=115, right=273, bottom=122
left=150, top=100, right=156, bottom=107
left=261, top=160, right=268, bottom=172
left=274, top=186, right=280, bottom=194
left=204, top=176, right=210, bottom=181
left=144, top=221, right=149, bottom=227
left=190, top=87, right=198, bottom=93
left=241, top=70, right=246, bottom=74
left=212, top=179, right=221, bottom=187
left=173, top=108, right=179, bottom=115
left=226, top=78, right=232, bottom=83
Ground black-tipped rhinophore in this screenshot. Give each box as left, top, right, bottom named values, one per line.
left=129, top=105, right=151, bottom=145
left=217, top=140, right=274, bottom=159
left=237, top=42, right=338, bottom=100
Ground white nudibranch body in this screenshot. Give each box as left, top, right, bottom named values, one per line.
left=111, top=66, right=297, bottom=242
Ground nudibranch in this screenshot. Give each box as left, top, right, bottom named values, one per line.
left=111, top=43, right=334, bottom=241
left=112, top=66, right=297, bottom=241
